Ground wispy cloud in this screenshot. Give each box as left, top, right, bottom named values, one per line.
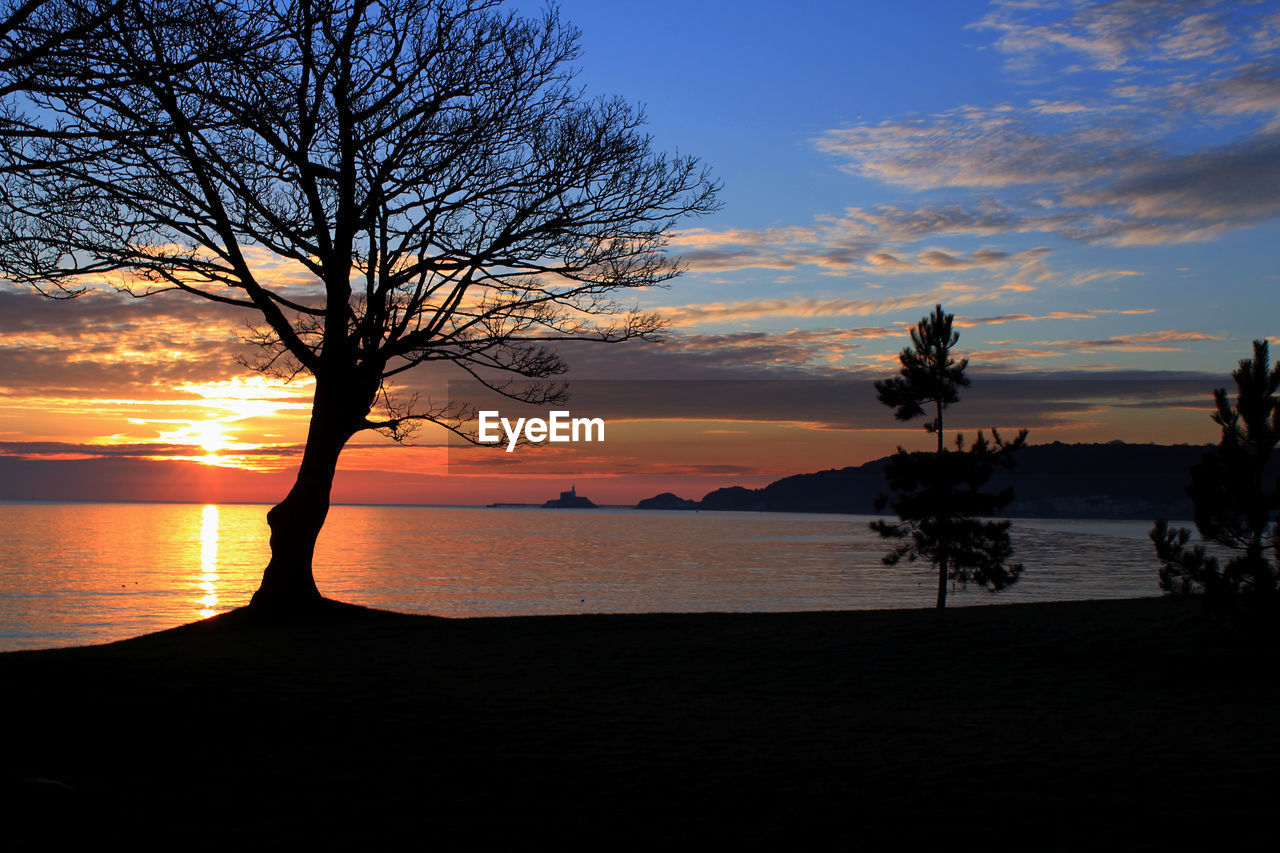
left=816, top=108, right=1149, bottom=192
left=811, top=0, right=1280, bottom=248
left=975, top=329, right=1228, bottom=363
left=0, top=440, right=301, bottom=461
left=657, top=290, right=992, bottom=327
left=650, top=327, right=902, bottom=372
left=956, top=307, right=1156, bottom=327
left=672, top=217, right=1057, bottom=282
left=972, top=0, right=1257, bottom=73
left=0, top=284, right=257, bottom=378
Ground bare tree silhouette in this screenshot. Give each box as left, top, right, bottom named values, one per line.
left=1, top=0, right=130, bottom=88
left=0, top=0, right=718, bottom=609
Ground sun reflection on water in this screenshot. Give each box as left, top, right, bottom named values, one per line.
left=198, top=504, right=219, bottom=618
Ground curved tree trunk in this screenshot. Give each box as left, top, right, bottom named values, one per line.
left=250, top=382, right=354, bottom=611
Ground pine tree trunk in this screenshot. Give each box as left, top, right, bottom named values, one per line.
left=250, top=383, right=353, bottom=611
left=936, top=399, right=944, bottom=455
left=935, top=398, right=948, bottom=609
left=936, top=553, right=948, bottom=609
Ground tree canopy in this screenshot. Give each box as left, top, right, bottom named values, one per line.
left=0, top=0, right=719, bottom=607
left=874, top=304, right=969, bottom=454
left=1152, top=340, right=1280, bottom=601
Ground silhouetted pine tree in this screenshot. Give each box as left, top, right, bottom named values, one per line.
left=874, top=305, right=969, bottom=455
left=872, top=305, right=1028, bottom=608
left=1151, top=340, right=1280, bottom=602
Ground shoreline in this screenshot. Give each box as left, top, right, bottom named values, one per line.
left=1, top=588, right=1174, bottom=656
left=3, top=597, right=1276, bottom=848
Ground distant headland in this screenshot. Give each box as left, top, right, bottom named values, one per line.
left=634, top=442, right=1254, bottom=521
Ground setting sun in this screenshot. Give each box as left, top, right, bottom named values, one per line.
left=195, top=422, right=232, bottom=455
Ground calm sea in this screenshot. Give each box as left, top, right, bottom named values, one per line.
left=0, top=502, right=1173, bottom=652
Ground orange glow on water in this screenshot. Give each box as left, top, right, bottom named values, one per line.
left=198, top=504, right=220, bottom=617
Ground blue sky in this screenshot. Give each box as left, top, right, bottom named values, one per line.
left=541, top=0, right=1280, bottom=377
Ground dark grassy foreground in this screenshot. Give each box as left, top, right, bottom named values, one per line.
left=2, top=597, right=1276, bottom=850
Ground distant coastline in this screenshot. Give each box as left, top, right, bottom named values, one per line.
left=4, top=442, right=1254, bottom=522
left=634, top=441, right=1243, bottom=521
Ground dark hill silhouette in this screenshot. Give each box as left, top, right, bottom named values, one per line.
left=641, top=442, right=1232, bottom=520
left=635, top=492, right=699, bottom=510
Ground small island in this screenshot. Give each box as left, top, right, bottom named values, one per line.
left=635, top=491, right=699, bottom=510
left=543, top=485, right=597, bottom=509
